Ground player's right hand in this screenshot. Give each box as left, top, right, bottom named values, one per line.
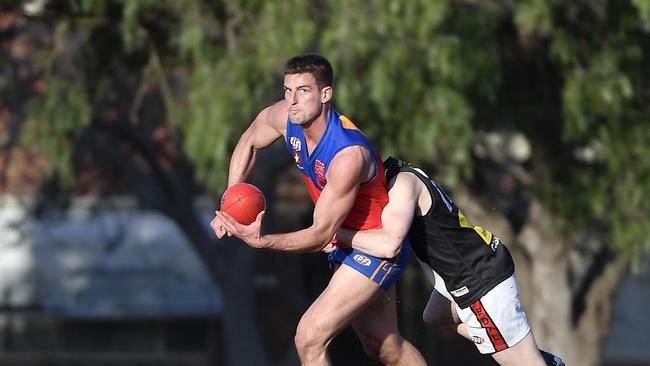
left=217, top=210, right=266, bottom=248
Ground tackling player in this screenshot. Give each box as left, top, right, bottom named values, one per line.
left=333, top=157, right=565, bottom=366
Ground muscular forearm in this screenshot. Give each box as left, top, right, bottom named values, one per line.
left=226, top=104, right=284, bottom=186
left=227, top=138, right=257, bottom=186
left=337, top=228, right=403, bottom=258
left=259, top=226, right=334, bottom=253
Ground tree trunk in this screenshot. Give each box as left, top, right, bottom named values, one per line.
left=514, top=200, right=627, bottom=366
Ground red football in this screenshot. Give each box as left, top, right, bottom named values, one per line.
left=220, top=183, right=266, bottom=225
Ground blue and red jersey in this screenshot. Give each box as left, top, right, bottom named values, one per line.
left=285, top=109, right=387, bottom=244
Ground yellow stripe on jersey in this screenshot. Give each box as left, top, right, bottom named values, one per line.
left=458, top=209, right=493, bottom=245
left=339, top=115, right=360, bottom=131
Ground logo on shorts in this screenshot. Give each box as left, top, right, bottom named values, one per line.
left=353, top=254, right=372, bottom=266
left=515, top=302, right=523, bottom=314
left=472, top=336, right=485, bottom=345
left=451, top=286, right=469, bottom=297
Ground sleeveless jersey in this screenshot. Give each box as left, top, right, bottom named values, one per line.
left=384, top=157, right=514, bottom=308
left=285, top=109, right=387, bottom=243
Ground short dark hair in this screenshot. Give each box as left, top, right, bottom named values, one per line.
left=285, top=54, right=333, bottom=89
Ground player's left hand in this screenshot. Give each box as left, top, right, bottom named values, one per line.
left=217, top=210, right=266, bottom=248
left=210, top=213, right=230, bottom=239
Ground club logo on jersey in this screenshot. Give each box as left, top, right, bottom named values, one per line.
left=290, top=137, right=303, bottom=170
left=290, top=137, right=302, bottom=151
left=472, top=336, right=485, bottom=345
left=314, top=160, right=327, bottom=187
left=353, top=254, right=372, bottom=266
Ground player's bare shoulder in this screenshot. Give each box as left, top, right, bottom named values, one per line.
left=329, top=145, right=374, bottom=183
left=264, top=100, right=290, bottom=133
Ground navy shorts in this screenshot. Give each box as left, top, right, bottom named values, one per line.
left=327, top=241, right=410, bottom=290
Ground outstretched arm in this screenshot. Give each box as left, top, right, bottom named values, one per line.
left=211, top=101, right=286, bottom=239
left=218, top=146, right=370, bottom=252
left=336, top=172, right=420, bottom=258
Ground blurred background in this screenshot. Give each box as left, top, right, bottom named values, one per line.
left=1, top=0, right=649, bottom=365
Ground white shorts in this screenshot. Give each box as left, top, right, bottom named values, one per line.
left=430, top=269, right=531, bottom=354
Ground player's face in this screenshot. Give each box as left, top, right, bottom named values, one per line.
left=284, top=72, right=330, bottom=125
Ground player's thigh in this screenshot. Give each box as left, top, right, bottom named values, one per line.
left=423, top=289, right=456, bottom=328
left=491, top=332, right=545, bottom=366
left=298, top=263, right=383, bottom=341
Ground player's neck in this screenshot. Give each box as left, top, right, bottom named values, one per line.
left=302, top=105, right=329, bottom=152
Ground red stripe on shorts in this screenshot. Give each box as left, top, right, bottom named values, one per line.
left=469, top=300, right=508, bottom=352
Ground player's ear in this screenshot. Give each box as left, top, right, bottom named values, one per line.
left=321, top=86, right=332, bottom=103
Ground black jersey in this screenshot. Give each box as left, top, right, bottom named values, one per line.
left=384, top=157, right=514, bottom=308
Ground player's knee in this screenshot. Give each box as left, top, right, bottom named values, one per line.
left=293, top=328, right=312, bottom=354
left=294, top=324, right=325, bottom=358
